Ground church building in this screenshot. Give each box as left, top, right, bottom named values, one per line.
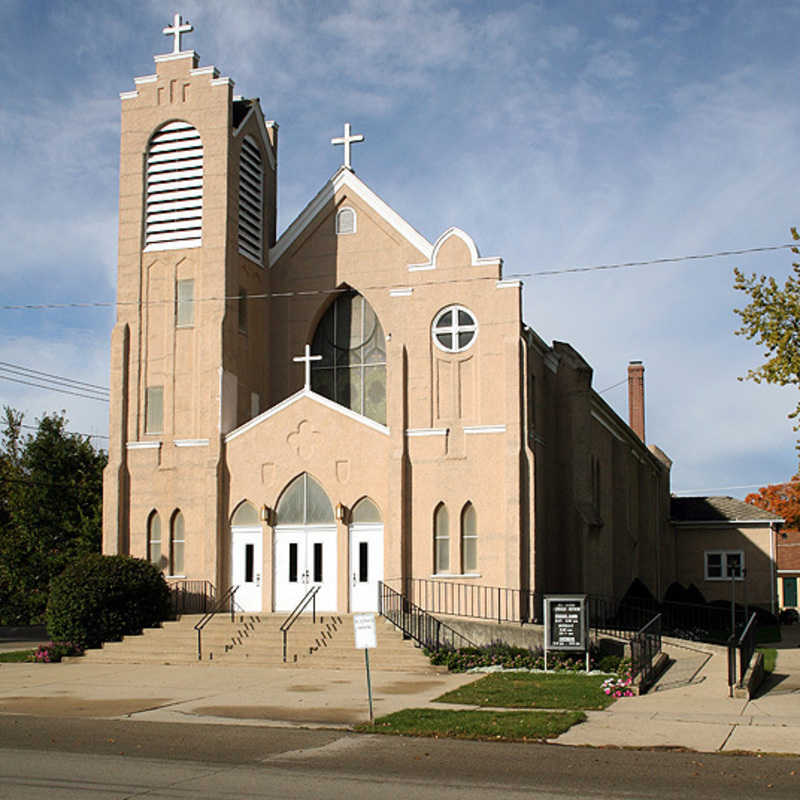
left=102, top=16, right=677, bottom=615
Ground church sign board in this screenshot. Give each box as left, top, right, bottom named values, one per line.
left=543, top=595, right=589, bottom=672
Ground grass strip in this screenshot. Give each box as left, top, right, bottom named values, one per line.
left=0, top=650, right=33, bottom=663
left=356, top=708, right=586, bottom=742
left=435, top=672, right=616, bottom=710
left=757, top=647, right=777, bottom=674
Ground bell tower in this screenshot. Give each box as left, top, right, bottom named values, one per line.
left=103, top=14, right=278, bottom=586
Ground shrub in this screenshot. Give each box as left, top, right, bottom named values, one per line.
left=426, top=641, right=599, bottom=672
left=30, top=641, right=84, bottom=663
left=598, top=654, right=621, bottom=673
left=46, top=554, right=170, bottom=648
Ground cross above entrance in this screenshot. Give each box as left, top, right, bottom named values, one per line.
left=163, top=13, right=193, bottom=54
left=331, top=122, right=364, bottom=170
left=293, top=344, right=322, bottom=391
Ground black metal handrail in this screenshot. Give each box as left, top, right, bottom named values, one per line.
left=737, top=612, right=758, bottom=686
left=193, top=584, right=238, bottom=660
left=630, top=613, right=662, bottom=684
left=378, top=581, right=477, bottom=650
left=168, top=579, right=216, bottom=615
left=280, top=585, right=320, bottom=663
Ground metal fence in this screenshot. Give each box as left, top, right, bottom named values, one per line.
left=168, top=579, right=216, bottom=615
left=379, top=581, right=477, bottom=650
left=630, top=613, right=662, bottom=683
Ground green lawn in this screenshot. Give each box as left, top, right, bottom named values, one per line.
left=757, top=647, right=777, bottom=674
left=356, top=708, right=586, bottom=742
left=434, top=672, right=616, bottom=710
left=0, top=650, right=33, bottom=663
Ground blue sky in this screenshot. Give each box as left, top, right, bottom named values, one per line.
left=1, top=0, right=799, bottom=496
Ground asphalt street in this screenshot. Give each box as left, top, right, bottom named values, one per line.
left=1, top=716, right=799, bottom=799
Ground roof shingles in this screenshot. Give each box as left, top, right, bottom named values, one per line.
left=671, top=496, right=783, bottom=523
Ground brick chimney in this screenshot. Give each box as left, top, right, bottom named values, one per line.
left=628, top=361, right=645, bottom=442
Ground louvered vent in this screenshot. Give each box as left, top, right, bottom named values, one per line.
left=145, top=121, right=203, bottom=250
left=238, top=136, right=263, bottom=263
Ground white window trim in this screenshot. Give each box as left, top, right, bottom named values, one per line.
left=704, top=550, right=745, bottom=581
left=336, top=206, right=357, bottom=235
left=432, top=304, right=478, bottom=353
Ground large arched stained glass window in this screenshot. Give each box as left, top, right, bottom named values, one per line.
left=310, top=290, right=386, bottom=424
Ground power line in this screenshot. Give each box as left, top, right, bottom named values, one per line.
left=0, top=374, right=109, bottom=403
left=0, top=241, right=796, bottom=312
left=0, top=361, right=109, bottom=394
left=19, top=423, right=108, bottom=440
left=598, top=378, right=627, bottom=394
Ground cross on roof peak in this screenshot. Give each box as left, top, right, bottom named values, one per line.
left=331, top=122, right=364, bottom=170
left=293, top=344, right=322, bottom=391
left=163, top=13, right=193, bottom=54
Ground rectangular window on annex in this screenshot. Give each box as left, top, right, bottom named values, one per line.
left=145, top=386, right=164, bottom=434
left=176, top=279, right=194, bottom=327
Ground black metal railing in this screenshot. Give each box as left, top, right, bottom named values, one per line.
left=588, top=595, right=655, bottom=639
left=168, top=579, right=216, bottom=615
left=378, top=581, right=477, bottom=650
left=280, top=585, right=320, bottom=663
left=193, top=585, right=238, bottom=660
left=394, top=577, right=541, bottom=624
left=630, top=613, right=662, bottom=684
left=727, top=612, right=758, bottom=694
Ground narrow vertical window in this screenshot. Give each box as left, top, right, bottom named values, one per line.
left=245, top=543, right=254, bottom=582
left=289, top=542, right=298, bottom=583
left=461, top=503, right=477, bottom=573
left=145, top=386, right=164, bottom=434
left=313, top=542, right=323, bottom=583
left=238, top=288, right=248, bottom=333
left=148, top=511, right=161, bottom=568
left=434, top=503, right=449, bottom=574
left=359, top=541, right=369, bottom=582
left=250, top=392, right=260, bottom=418
left=336, top=207, right=356, bottom=235
left=176, top=279, right=194, bottom=327
left=170, top=511, right=185, bottom=575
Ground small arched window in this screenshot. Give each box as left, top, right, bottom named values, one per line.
left=276, top=473, right=334, bottom=525
left=170, top=511, right=185, bottom=575
left=336, top=207, right=356, bottom=235
left=434, top=503, right=449, bottom=574
left=231, top=500, right=260, bottom=527
left=351, top=497, right=382, bottom=524
left=461, top=503, right=477, bottom=573
left=147, top=511, right=162, bottom=569
left=145, top=121, right=203, bottom=251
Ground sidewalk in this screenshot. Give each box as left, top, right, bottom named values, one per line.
left=0, top=625, right=798, bottom=755
left=556, top=624, right=800, bottom=754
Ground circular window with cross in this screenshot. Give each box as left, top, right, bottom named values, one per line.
left=432, top=305, right=478, bottom=353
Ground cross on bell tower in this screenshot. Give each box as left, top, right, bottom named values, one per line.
left=163, top=12, right=193, bottom=54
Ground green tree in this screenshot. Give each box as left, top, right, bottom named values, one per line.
left=734, top=227, right=800, bottom=458
left=0, top=408, right=107, bottom=625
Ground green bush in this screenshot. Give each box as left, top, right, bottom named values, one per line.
left=598, top=654, right=622, bottom=673
left=46, top=554, right=170, bottom=648
left=426, top=641, right=599, bottom=672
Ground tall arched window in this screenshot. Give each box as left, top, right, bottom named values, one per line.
left=170, top=510, right=185, bottom=575
left=147, top=511, right=162, bottom=568
left=310, top=290, right=386, bottom=424
left=461, top=502, right=477, bottom=573
left=434, top=503, right=449, bottom=574
left=276, top=473, right=334, bottom=525
left=238, top=136, right=263, bottom=263
left=145, top=121, right=203, bottom=250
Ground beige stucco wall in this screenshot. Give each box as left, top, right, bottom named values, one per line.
left=674, top=524, right=774, bottom=608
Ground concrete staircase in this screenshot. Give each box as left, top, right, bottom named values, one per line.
left=75, top=613, right=442, bottom=673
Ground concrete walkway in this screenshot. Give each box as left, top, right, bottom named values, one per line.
left=1, top=623, right=799, bottom=755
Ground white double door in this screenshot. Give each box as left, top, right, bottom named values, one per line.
left=274, top=526, right=337, bottom=612
left=349, top=524, right=384, bottom=612
left=231, top=527, right=263, bottom=612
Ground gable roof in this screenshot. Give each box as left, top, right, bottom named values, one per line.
left=671, top=496, right=783, bottom=524
left=268, top=167, right=433, bottom=265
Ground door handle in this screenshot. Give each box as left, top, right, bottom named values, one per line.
left=256, top=573, right=261, bottom=587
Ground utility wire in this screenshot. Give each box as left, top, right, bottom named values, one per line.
left=0, top=242, right=795, bottom=312
left=0, top=361, right=109, bottom=394
left=597, top=378, right=627, bottom=394
left=0, top=374, right=109, bottom=403
left=19, top=422, right=108, bottom=440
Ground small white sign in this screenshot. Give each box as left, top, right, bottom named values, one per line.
left=353, top=613, right=377, bottom=649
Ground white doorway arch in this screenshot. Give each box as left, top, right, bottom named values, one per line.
left=230, top=500, right=263, bottom=612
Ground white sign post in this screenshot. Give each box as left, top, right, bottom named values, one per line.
left=353, top=613, right=377, bottom=723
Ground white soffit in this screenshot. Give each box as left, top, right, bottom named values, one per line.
left=269, top=167, right=433, bottom=266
